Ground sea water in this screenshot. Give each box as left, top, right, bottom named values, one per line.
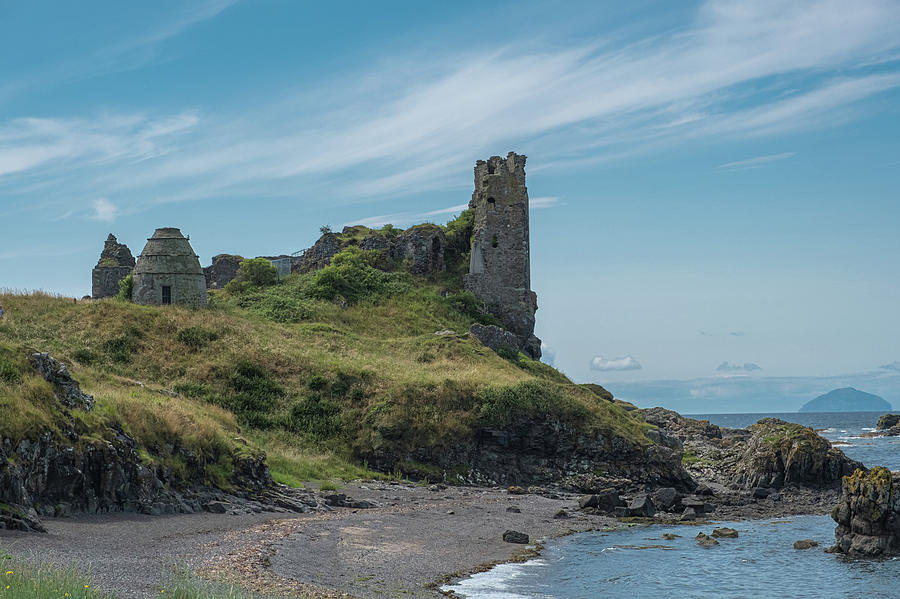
left=445, top=412, right=900, bottom=598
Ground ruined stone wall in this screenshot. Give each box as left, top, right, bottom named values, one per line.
left=92, top=266, right=133, bottom=299
left=293, top=226, right=446, bottom=276
left=91, top=234, right=135, bottom=299
left=464, top=152, right=540, bottom=358
left=204, top=254, right=244, bottom=289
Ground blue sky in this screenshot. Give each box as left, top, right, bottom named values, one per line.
left=1, top=1, right=899, bottom=410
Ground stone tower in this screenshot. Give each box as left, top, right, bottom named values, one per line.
left=464, top=152, right=541, bottom=358
left=133, top=228, right=207, bottom=307
left=91, top=234, right=135, bottom=299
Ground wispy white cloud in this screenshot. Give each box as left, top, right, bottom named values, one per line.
left=718, top=152, right=796, bottom=170
left=530, top=196, right=559, bottom=209
left=2, top=0, right=900, bottom=214
left=591, top=355, right=643, bottom=371
left=90, top=199, right=118, bottom=223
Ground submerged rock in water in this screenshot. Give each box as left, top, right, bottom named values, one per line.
left=695, top=532, right=719, bottom=547
left=794, top=539, right=819, bottom=550
left=712, top=527, right=739, bottom=538
left=830, top=467, right=900, bottom=557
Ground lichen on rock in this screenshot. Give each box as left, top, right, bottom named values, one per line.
left=830, top=467, right=900, bottom=556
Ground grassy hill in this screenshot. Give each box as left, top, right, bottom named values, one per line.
left=0, top=229, right=651, bottom=490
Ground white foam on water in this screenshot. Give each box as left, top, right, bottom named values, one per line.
left=442, top=559, right=549, bottom=599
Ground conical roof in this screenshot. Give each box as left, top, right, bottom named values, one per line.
left=134, top=227, right=203, bottom=275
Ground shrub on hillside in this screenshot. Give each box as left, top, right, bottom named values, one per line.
left=177, top=326, right=220, bottom=350
left=116, top=273, right=134, bottom=302
left=224, top=258, right=278, bottom=294
left=309, top=247, right=409, bottom=304
left=225, top=361, right=284, bottom=428
left=103, top=326, right=143, bottom=364
left=476, top=380, right=590, bottom=428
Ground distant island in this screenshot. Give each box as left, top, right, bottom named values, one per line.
left=798, top=387, right=893, bottom=412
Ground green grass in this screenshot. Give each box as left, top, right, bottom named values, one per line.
left=0, top=249, right=651, bottom=487
left=0, top=558, right=293, bottom=599
left=0, top=560, right=111, bottom=599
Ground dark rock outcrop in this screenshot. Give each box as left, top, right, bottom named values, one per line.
left=830, top=467, right=900, bottom=556
left=794, top=539, right=818, bottom=549
left=204, top=254, right=244, bottom=289
left=578, top=488, right=624, bottom=513
left=643, top=409, right=860, bottom=493
left=367, top=416, right=694, bottom=491
left=730, top=419, right=862, bottom=490
left=861, top=414, right=900, bottom=438
left=877, top=414, right=900, bottom=430
left=29, top=352, right=94, bottom=410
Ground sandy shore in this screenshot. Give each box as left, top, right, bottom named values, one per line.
left=0, top=482, right=607, bottom=598
left=0, top=481, right=837, bottom=599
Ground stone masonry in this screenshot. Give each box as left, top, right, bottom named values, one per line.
left=133, top=228, right=207, bottom=307
left=91, top=234, right=135, bottom=299
left=464, top=152, right=541, bottom=359
left=204, top=254, right=244, bottom=289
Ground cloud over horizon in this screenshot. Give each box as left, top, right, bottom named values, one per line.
left=717, top=361, right=763, bottom=372
left=591, top=355, right=643, bottom=371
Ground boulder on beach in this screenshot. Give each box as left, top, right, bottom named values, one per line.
left=502, top=530, right=529, bottom=544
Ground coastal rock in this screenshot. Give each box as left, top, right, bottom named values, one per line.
left=374, top=412, right=694, bottom=491
left=626, top=494, right=656, bottom=517
left=730, top=419, right=862, bottom=490
left=650, top=487, right=679, bottom=510
left=712, top=527, right=739, bottom=538
left=794, top=539, right=819, bottom=550
left=502, top=530, right=529, bottom=544
left=751, top=486, right=776, bottom=499
left=578, top=488, right=624, bottom=513
left=29, top=352, right=94, bottom=410
left=861, top=414, right=900, bottom=438
left=695, top=532, right=719, bottom=547
left=830, top=467, right=900, bottom=556
left=876, top=414, right=900, bottom=431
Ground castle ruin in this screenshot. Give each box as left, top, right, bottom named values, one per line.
left=91, top=234, right=135, bottom=299
left=464, top=152, right=541, bottom=359
left=83, top=154, right=541, bottom=351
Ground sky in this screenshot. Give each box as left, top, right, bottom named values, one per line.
left=1, top=0, right=898, bottom=411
